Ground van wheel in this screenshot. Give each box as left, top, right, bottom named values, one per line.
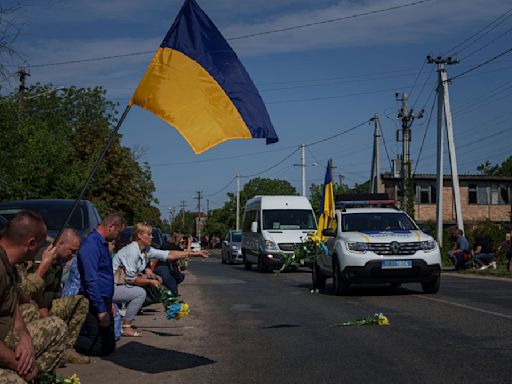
left=221, top=253, right=226, bottom=264
left=312, top=260, right=326, bottom=289
left=243, top=254, right=251, bottom=270
left=333, top=257, right=350, bottom=296
left=258, top=255, right=269, bottom=273
left=421, top=276, right=440, bottom=294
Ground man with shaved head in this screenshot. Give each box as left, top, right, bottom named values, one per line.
left=16, top=227, right=91, bottom=365
left=0, top=211, right=67, bottom=383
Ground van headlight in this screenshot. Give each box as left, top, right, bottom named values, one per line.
left=231, top=245, right=238, bottom=250
left=420, top=240, right=436, bottom=252
left=265, top=240, right=279, bottom=251
left=346, top=242, right=368, bottom=253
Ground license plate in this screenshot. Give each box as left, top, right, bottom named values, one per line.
left=381, top=260, right=412, bottom=269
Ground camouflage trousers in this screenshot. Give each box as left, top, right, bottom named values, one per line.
left=1, top=315, right=67, bottom=382
left=17, top=296, right=88, bottom=349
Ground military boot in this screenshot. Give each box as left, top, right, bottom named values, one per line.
left=64, top=348, right=91, bottom=364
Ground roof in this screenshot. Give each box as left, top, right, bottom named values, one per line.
left=339, top=207, right=405, bottom=214
left=382, top=173, right=512, bottom=182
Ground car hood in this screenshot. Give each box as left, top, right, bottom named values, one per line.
left=341, top=230, right=433, bottom=243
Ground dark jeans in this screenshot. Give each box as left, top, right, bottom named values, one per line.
left=450, top=251, right=471, bottom=270
left=153, top=261, right=183, bottom=295
left=75, top=298, right=115, bottom=357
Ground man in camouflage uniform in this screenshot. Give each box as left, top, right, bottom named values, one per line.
left=17, top=228, right=90, bottom=365
left=0, top=211, right=67, bottom=383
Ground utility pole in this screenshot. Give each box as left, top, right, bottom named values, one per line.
left=194, top=191, right=203, bottom=238
left=206, top=199, right=210, bottom=216
left=427, top=55, right=464, bottom=247
left=294, top=144, right=306, bottom=197
left=396, top=93, right=423, bottom=216
left=180, top=200, right=187, bottom=229
left=369, top=113, right=381, bottom=193
left=18, top=67, right=29, bottom=124
left=168, top=207, right=176, bottom=233
left=236, top=174, right=241, bottom=230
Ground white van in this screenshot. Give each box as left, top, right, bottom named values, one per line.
left=241, top=195, right=317, bottom=272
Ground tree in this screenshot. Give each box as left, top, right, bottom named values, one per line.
left=477, top=157, right=512, bottom=176
left=0, top=3, right=23, bottom=84
left=0, top=84, right=161, bottom=225
left=309, top=182, right=347, bottom=217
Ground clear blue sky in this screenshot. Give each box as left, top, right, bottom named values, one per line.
left=3, top=0, right=512, bottom=219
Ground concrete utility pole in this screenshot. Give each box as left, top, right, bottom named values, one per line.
left=168, top=207, right=176, bottom=233
left=180, top=200, right=187, bottom=228
left=236, top=174, right=241, bottom=230
left=369, top=113, right=381, bottom=193
left=194, top=191, right=203, bottom=238
left=206, top=199, right=210, bottom=216
left=427, top=55, right=464, bottom=247
left=396, top=93, right=423, bottom=213
left=294, top=144, right=307, bottom=197
left=17, top=67, right=29, bottom=123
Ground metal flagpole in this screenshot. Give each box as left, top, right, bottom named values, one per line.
left=55, top=105, right=132, bottom=242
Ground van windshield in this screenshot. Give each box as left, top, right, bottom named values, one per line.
left=342, top=212, right=417, bottom=232
left=262, top=210, right=316, bottom=230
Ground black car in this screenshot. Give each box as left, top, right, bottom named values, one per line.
left=0, top=199, right=102, bottom=239
left=0, top=214, right=8, bottom=234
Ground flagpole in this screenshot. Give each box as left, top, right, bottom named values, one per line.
left=55, top=105, right=132, bottom=243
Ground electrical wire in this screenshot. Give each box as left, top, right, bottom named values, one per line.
left=413, top=91, right=437, bottom=175
left=240, top=147, right=300, bottom=178
left=204, top=176, right=236, bottom=197
left=305, top=119, right=371, bottom=147
left=443, top=6, right=512, bottom=56
left=461, top=24, right=512, bottom=61
left=448, top=46, right=512, bottom=82
left=24, top=0, right=433, bottom=69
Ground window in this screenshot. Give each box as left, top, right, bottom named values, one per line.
left=342, top=213, right=417, bottom=232
left=262, top=210, right=316, bottom=230
left=491, top=184, right=510, bottom=205
left=468, top=183, right=489, bottom=204
left=242, top=210, right=257, bottom=232
left=417, top=184, right=436, bottom=204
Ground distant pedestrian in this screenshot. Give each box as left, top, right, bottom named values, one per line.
left=499, top=232, right=512, bottom=272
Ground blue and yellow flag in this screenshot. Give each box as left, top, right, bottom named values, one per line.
left=129, top=0, right=278, bottom=154
left=317, top=159, right=336, bottom=240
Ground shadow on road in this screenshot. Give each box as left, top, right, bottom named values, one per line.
left=294, top=282, right=422, bottom=296
left=105, top=341, right=215, bottom=373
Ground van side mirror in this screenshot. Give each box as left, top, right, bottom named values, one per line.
left=251, top=221, right=258, bottom=233
left=322, top=228, right=336, bottom=237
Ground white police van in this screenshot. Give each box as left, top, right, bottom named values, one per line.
left=241, top=195, right=317, bottom=272
left=313, top=194, right=441, bottom=294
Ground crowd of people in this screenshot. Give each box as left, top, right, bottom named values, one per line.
left=0, top=211, right=207, bottom=383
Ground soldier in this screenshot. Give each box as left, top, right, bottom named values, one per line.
left=17, top=228, right=90, bottom=365
left=0, top=211, right=67, bottom=383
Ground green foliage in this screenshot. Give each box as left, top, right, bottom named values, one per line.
left=477, top=156, right=512, bottom=176
left=0, top=84, right=160, bottom=225
left=170, top=211, right=197, bottom=235
left=309, top=182, right=347, bottom=217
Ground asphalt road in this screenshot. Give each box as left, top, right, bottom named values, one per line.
left=60, top=253, right=512, bottom=384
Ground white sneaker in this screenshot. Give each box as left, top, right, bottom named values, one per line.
left=478, top=265, right=488, bottom=271
left=489, top=261, right=497, bottom=270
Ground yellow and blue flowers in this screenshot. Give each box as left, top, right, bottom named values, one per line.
left=160, top=287, right=190, bottom=320
left=334, top=313, right=390, bottom=327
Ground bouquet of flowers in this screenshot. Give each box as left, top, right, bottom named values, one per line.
left=39, top=373, right=80, bottom=384
left=159, top=286, right=190, bottom=320
left=277, top=233, right=328, bottom=272
left=333, top=313, right=390, bottom=327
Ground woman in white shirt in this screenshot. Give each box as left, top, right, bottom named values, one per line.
left=112, top=223, right=207, bottom=336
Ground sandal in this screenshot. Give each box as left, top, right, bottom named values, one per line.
left=121, top=325, right=143, bottom=337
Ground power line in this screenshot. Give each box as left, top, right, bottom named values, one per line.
left=305, top=119, right=371, bottom=147
left=204, top=176, right=236, bottom=197
left=443, top=6, right=512, bottom=56
left=24, top=0, right=433, bottom=69
left=240, top=147, right=300, bottom=178
left=228, top=0, right=433, bottom=40
left=448, top=46, right=512, bottom=82
left=413, top=91, right=437, bottom=175
left=461, top=23, right=512, bottom=61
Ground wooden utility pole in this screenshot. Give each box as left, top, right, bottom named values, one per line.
left=370, top=113, right=381, bottom=193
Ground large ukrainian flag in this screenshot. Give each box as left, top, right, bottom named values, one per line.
left=129, top=0, right=278, bottom=154
left=317, top=159, right=336, bottom=241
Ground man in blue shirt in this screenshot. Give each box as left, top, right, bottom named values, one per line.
left=75, top=213, right=126, bottom=356
left=448, top=229, right=472, bottom=271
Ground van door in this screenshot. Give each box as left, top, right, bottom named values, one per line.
left=241, top=209, right=261, bottom=264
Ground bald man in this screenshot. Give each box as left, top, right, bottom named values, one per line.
left=17, top=228, right=91, bottom=365
left=0, top=211, right=67, bottom=383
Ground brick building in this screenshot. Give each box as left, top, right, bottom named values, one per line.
left=381, top=174, right=512, bottom=224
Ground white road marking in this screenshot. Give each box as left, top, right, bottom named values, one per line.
left=413, top=294, right=512, bottom=320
